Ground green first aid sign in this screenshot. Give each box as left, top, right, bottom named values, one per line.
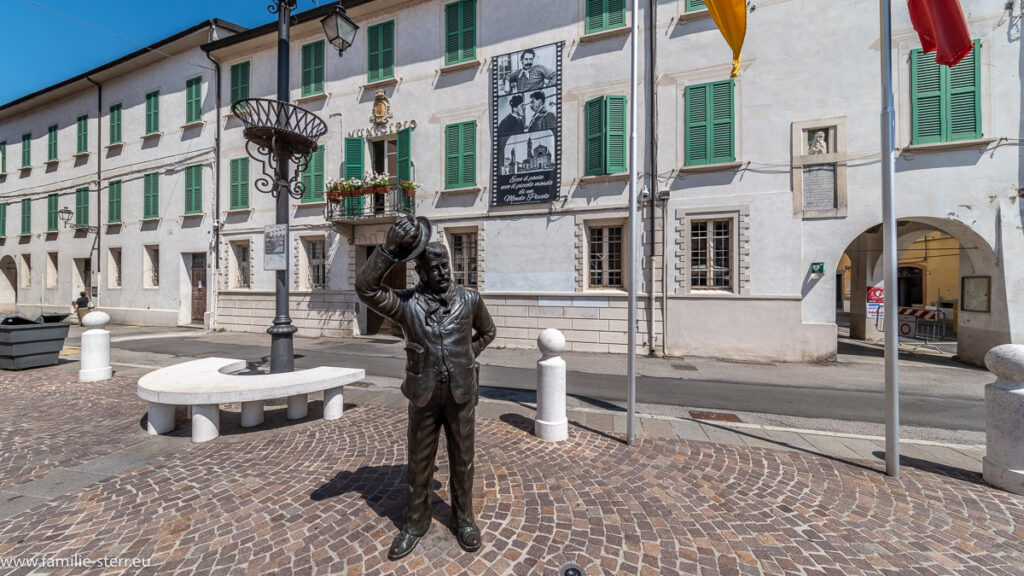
left=810, top=262, right=825, bottom=274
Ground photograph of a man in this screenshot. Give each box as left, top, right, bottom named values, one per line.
left=526, top=91, right=556, bottom=132
left=509, top=48, right=555, bottom=92
left=497, top=94, right=526, bottom=135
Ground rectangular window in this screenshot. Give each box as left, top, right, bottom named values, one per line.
left=305, top=238, right=326, bottom=289
left=584, top=95, right=627, bottom=176
left=185, top=76, right=202, bottom=124
left=588, top=225, right=623, bottom=288
left=143, top=173, right=159, bottom=219
left=301, top=40, right=325, bottom=97
left=20, top=199, right=30, bottom=235
left=145, top=91, right=160, bottom=134
left=685, top=0, right=707, bottom=12
left=1, top=141, right=5, bottom=173
left=585, top=0, right=626, bottom=34
left=108, top=248, right=122, bottom=288
left=0, top=204, right=6, bottom=238
left=21, top=133, right=31, bottom=168
left=46, top=252, right=58, bottom=289
left=229, top=158, right=250, bottom=210
left=230, top=61, right=250, bottom=105
left=185, top=165, right=203, bottom=214
left=301, top=145, right=325, bottom=203
left=691, top=219, right=732, bottom=290
left=109, top=104, right=122, bottom=144
left=76, top=187, right=89, bottom=226
left=145, top=245, right=160, bottom=288
left=108, top=180, right=122, bottom=223
left=76, top=115, right=88, bottom=154
left=451, top=231, right=478, bottom=288
left=445, top=0, right=476, bottom=66
left=47, top=194, right=59, bottom=232
left=685, top=79, right=735, bottom=166
left=911, top=40, right=981, bottom=144
left=47, top=125, right=58, bottom=161
left=232, top=242, right=251, bottom=289
left=444, top=121, right=476, bottom=189
left=367, top=21, right=395, bottom=83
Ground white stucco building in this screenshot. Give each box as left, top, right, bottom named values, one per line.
left=2, top=0, right=1020, bottom=366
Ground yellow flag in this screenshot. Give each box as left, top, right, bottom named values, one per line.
left=704, top=0, right=747, bottom=77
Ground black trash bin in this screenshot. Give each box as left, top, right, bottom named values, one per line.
left=0, top=314, right=72, bottom=370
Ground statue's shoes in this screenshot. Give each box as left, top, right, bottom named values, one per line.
left=388, top=528, right=425, bottom=561
left=454, top=524, right=482, bottom=553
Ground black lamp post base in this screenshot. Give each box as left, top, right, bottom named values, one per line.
left=268, top=323, right=299, bottom=374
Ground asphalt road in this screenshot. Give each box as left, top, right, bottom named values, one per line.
left=110, top=335, right=987, bottom=433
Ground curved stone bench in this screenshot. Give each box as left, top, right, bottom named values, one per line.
left=137, top=358, right=365, bottom=443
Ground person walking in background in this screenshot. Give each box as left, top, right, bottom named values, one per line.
left=74, top=291, right=90, bottom=324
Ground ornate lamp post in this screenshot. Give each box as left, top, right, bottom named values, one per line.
left=58, top=205, right=100, bottom=234
left=232, top=1, right=358, bottom=373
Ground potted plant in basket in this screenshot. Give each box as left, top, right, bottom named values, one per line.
left=325, top=179, right=344, bottom=203
left=400, top=180, right=420, bottom=199
left=367, top=172, right=390, bottom=195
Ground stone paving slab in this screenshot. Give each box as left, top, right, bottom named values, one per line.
left=0, top=366, right=1020, bottom=575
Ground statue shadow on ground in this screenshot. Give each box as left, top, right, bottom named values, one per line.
left=871, top=451, right=986, bottom=486
left=311, top=465, right=449, bottom=530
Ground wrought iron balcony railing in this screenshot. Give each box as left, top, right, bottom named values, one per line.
left=324, top=186, right=415, bottom=223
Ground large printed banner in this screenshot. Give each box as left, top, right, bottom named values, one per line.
left=491, top=42, right=563, bottom=206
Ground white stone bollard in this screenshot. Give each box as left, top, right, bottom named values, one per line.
left=984, top=344, right=1024, bottom=495
left=79, top=311, right=113, bottom=382
left=535, top=328, right=568, bottom=442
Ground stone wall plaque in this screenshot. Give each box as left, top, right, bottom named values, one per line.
left=802, top=163, right=837, bottom=211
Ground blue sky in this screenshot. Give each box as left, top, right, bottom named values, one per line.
left=1, top=0, right=331, bottom=105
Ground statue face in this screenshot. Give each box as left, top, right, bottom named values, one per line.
left=418, top=254, right=451, bottom=293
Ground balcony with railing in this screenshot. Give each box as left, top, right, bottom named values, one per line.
left=324, top=185, right=415, bottom=224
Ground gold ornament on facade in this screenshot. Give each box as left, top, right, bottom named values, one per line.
left=370, top=89, right=393, bottom=126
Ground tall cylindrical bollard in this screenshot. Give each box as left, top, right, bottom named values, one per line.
left=983, top=344, right=1024, bottom=495
left=535, top=328, right=568, bottom=442
left=79, top=311, right=113, bottom=382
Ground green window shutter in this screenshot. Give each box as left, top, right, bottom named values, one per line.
left=948, top=40, right=981, bottom=142
left=186, top=77, right=202, bottom=124
left=76, top=187, right=89, bottom=226
left=21, top=199, right=30, bottom=235
left=367, top=24, right=381, bottom=83
left=185, top=165, right=202, bottom=214
left=0, top=204, right=6, bottom=238
left=686, top=0, right=707, bottom=12
left=1, top=141, right=6, bottom=174
left=709, top=79, right=735, bottom=163
left=445, top=123, right=461, bottom=188
left=301, top=146, right=325, bottom=203
left=230, top=158, right=250, bottom=210
left=230, top=62, right=250, bottom=104
left=585, top=0, right=604, bottom=34
left=606, top=0, right=626, bottom=29
left=47, top=125, right=58, bottom=161
left=586, top=0, right=625, bottom=34
left=911, top=49, right=943, bottom=144
left=397, top=127, right=412, bottom=182
left=109, top=104, right=122, bottom=144
left=21, top=134, right=31, bottom=168
left=584, top=97, right=606, bottom=176
left=302, top=42, right=324, bottom=96
left=108, top=180, right=121, bottom=224
left=461, top=121, right=476, bottom=187
left=368, top=22, right=395, bottom=82
left=344, top=137, right=364, bottom=179
left=445, top=0, right=476, bottom=65
left=605, top=95, right=627, bottom=174
left=77, top=115, right=88, bottom=154
left=685, top=84, right=710, bottom=166
left=145, top=91, right=160, bottom=134
left=47, top=194, right=58, bottom=232
left=144, top=173, right=159, bottom=219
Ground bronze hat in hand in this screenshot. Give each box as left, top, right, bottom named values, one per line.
left=385, top=215, right=432, bottom=262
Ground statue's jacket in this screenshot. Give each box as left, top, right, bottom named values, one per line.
left=355, top=247, right=496, bottom=407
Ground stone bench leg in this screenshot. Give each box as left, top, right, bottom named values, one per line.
left=324, top=387, right=344, bottom=421
left=287, top=394, right=308, bottom=420
left=192, top=404, right=220, bottom=443
left=147, top=402, right=176, bottom=435
left=241, top=401, right=265, bottom=428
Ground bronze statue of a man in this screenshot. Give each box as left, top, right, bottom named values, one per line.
left=355, top=215, right=496, bottom=560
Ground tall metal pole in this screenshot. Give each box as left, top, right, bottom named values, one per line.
left=879, top=0, right=900, bottom=477
left=269, top=1, right=297, bottom=373
left=626, top=0, right=640, bottom=446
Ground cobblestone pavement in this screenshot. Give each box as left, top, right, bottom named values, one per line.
left=0, top=366, right=1022, bottom=575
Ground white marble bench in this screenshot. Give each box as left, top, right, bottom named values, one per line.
left=137, top=358, right=365, bottom=443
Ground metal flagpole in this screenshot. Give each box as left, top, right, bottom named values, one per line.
left=626, top=0, right=640, bottom=446
left=879, top=0, right=900, bottom=477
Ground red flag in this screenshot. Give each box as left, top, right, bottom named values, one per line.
left=907, top=0, right=973, bottom=67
